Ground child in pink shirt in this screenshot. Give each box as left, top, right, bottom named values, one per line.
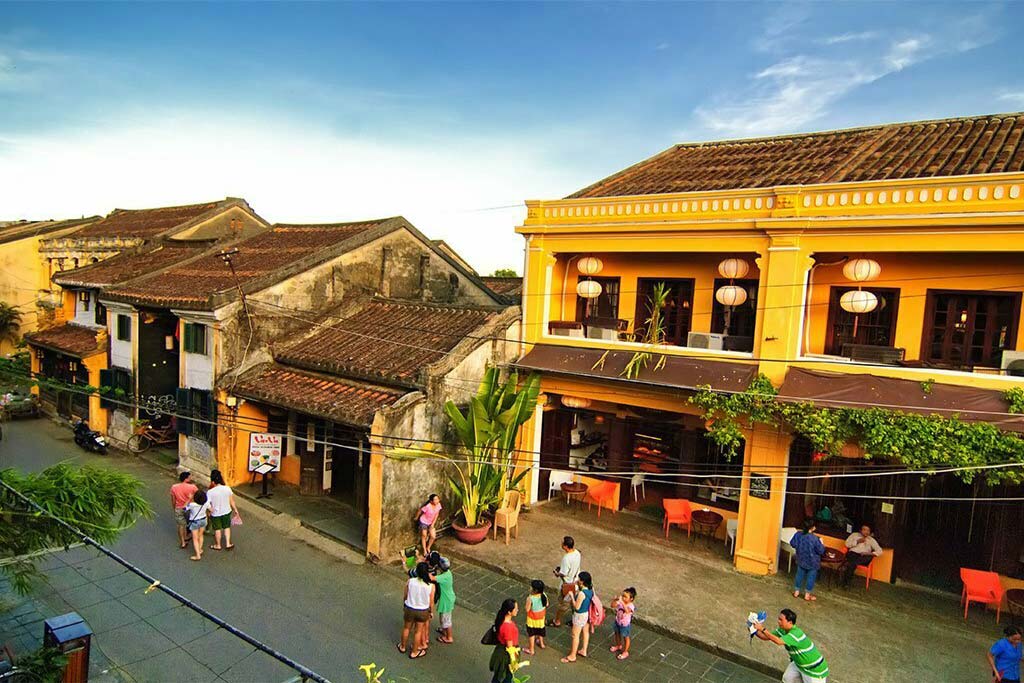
left=416, top=493, right=442, bottom=555
left=610, top=587, right=637, bottom=660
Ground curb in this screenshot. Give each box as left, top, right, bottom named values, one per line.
left=444, top=545, right=784, bottom=680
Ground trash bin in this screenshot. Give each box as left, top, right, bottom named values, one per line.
left=43, top=612, right=92, bottom=683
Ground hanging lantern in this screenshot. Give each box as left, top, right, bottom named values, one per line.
left=839, top=289, right=878, bottom=314
left=718, top=258, right=750, bottom=280
left=577, top=256, right=604, bottom=276
left=561, top=395, right=592, bottom=409
left=715, top=284, right=748, bottom=307
left=576, top=279, right=603, bottom=299
left=842, top=258, right=881, bottom=283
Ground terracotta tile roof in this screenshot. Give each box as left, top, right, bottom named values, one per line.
left=74, top=199, right=229, bottom=239
left=277, top=300, right=497, bottom=388
left=103, top=218, right=396, bottom=309
left=25, top=323, right=103, bottom=358
left=232, top=363, right=404, bottom=427
left=53, top=242, right=212, bottom=289
left=568, top=112, right=1024, bottom=198
left=481, top=277, right=523, bottom=303
left=0, top=217, right=98, bottom=246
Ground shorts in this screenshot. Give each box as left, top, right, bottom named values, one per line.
left=188, top=518, right=207, bottom=532
left=404, top=606, right=431, bottom=623
left=571, top=612, right=589, bottom=629
left=419, top=521, right=432, bottom=531
left=174, top=508, right=189, bottom=527
left=613, top=622, right=632, bottom=638
left=210, top=513, right=231, bottom=531
left=526, top=625, right=546, bottom=638
left=439, top=611, right=452, bottom=629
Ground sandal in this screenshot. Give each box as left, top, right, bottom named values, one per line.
left=189, top=556, right=201, bottom=561
left=409, top=649, right=427, bottom=659
left=437, top=637, right=454, bottom=644
left=225, top=545, right=235, bottom=551
left=617, top=651, right=630, bottom=660
left=209, top=545, right=222, bottom=551
left=560, top=657, right=576, bottom=663
left=523, top=649, right=534, bottom=655
left=578, top=651, right=588, bottom=658
left=396, top=642, right=406, bottom=654
left=804, top=594, right=817, bottom=602
left=609, top=645, right=621, bottom=652
left=792, top=590, right=800, bottom=598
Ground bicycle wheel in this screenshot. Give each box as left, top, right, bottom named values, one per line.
left=127, top=434, right=151, bottom=453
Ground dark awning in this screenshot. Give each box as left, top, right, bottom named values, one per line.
left=778, top=367, right=1024, bottom=433
left=513, top=344, right=757, bottom=394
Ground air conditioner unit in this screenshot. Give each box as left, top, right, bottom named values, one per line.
left=687, top=332, right=725, bottom=350
left=1001, top=350, right=1024, bottom=376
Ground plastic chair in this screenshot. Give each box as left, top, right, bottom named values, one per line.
left=854, top=554, right=875, bottom=589
left=662, top=499, right=692, bottom=538
left=547, top=470, right=575, bottom=500
left=493, top=490, right=523, bottom=545
left=585, top=481, right=617, bottom=518
left=630, top=473, right=646, bottom=502
left=961, top=567, right=1004, bottom=622
left=725, top=519, right=738, bottom=556
left=780, top=527, right=798, bottom=573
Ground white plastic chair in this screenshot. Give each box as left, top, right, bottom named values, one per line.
left=780, top=526, right=799, bottom=573
left=630, top=473, right=646, bottom=501
left=725, top=518, right=738, bottom=556
left=547, top=470, right=575, bottom=500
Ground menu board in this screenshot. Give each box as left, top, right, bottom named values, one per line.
left=749, top=473, right=771, bottom=500
left=248, top=433, right=282, bottom=472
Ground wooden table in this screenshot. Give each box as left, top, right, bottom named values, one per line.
left=691, top=509, right=723, bottom=546
left=560, top=482, right=588, bottom=507
left=819, top=547, right=846, bottom=587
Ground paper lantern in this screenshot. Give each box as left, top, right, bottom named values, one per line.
left=561, top=395, right=592, bottom=409
left=839, top=289, right=878, bottom=314
left=842, top=258, right=881, bottom=283
left=718, top=258, right=750, bottom=280
left=577, top=256, right=604, bottom=276
left=715, top=284, right=748, bottom=307
left=576, top=279, right=603, bottom=299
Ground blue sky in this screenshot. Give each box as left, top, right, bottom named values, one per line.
left=2, top=2, right=1023, bottom=272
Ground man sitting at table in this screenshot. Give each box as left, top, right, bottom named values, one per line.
left=841, top=523, right=883, bottom=587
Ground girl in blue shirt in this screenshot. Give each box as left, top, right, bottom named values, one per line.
left=989, top=625, right=1023, bottom=683
left=791, top=519, right=825, bottom=602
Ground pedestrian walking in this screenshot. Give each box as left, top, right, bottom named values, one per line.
left=488, top=598, right=519, bottom=683
left=752, top=608, right=829, bottom=683
left=184, top=489, right=210, bottom=561
left=551, top=535, right=581, bottom=627
left=989, top=625, right=1023, bottom=682
left=523, top=579, right=547, bottom=655
left=609, top=587, right=636, bottom=660
left=398, top=561, right=434, bottom=659
left=207, top=469, right=240, bottom=551
left=416, top=493, right=442, bottom=556
left=434, top=557, right=456, bottom=644
left=791, top=519, right=825, bottom=601
left=560, top=571, right=593, bottom=663
left=169, top=471, right=198, bottom=549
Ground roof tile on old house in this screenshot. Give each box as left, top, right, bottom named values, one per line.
left=0, top=217, right=99, bottom=246
left=277, top=300, right=497, bottom=388
left=73, top=199, right=233, bottom=239
left=481, top=277, right=523, bottom=303
left=569, top=112, right=1024, bottom=198
left=52, top=242, right=212, bottom=288
left=25, top=323, right=103, bottom=358
left=103, top=218, right=395, bottom=309
left=231, top=364, right=405, bottom=427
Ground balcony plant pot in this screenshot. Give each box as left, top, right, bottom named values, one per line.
left=451, top=519, right=492, bottom=545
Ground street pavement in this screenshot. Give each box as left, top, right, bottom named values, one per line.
left=0, top=418, right=634, bottom=682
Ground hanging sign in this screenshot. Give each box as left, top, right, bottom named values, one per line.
left=749, top=473, right=771, bottom=500
left=248, top=433, right=282, bottom=472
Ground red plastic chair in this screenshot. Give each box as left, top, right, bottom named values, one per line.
left=845, top=551, right=875, bottom=590
left=662, top=499, right=692, bottom=538
left=584, top=481, right=617, bottom=518
left=961, top=568, right=1004, bottom=622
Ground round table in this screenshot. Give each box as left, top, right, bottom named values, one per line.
left=1006, top=589, right=1024, bottom=625
left=819, top=547, right=846, bottom=587
left=691, top=509, right=724, bottom=546
left=560, top=482, right=588, bottom=507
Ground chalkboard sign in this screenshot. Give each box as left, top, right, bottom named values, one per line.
left=749, top=473, right=771, bottom=500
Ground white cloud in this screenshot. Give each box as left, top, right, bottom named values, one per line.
left=997, top=91, right=1024, bottom=107
left=818, top=31, right=879, bottom=45
left=884, top=37, right=930, bottom=71
left=654, top=42, right=671, bottom=52
left=0, top=111, right=584, bottom=274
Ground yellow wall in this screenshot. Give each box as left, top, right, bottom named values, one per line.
left=0, top=235, right=52, bottom=355
left=216, top=399, right=302, bottom=488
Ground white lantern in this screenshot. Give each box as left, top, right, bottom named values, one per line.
left=576, top=279, right=603, bottom=299
left=839, top=289, right=878, bottom=314
left=577, top=256, right=604, bottom=276
left=715, top=284, right=748, bottom=307
left=842, top=258, right=881, bottom=283
left=718, top=258, right=750, bottom=280
left=561, top=395, right=592, bottom=409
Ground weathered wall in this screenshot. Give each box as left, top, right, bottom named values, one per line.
left=170, top=206, right=266, bottom=241
left=0, top=233, right=57, bottom=354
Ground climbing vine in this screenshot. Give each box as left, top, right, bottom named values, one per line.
left=690, top=375, right=1024, bottom=484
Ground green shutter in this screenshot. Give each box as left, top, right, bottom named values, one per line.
left=99, top=369, right=113, bottom=409
left=175, top=388, right=192, bottom=436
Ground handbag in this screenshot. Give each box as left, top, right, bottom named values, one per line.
left=230, top=513, right=243, bottom=526
left=480, top=625, right=498, bottom=646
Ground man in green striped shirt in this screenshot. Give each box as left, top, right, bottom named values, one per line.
left=753, top=608, right=829, bottom=682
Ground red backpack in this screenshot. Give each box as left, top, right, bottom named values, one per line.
left=588, top=593, right=605, bottom=626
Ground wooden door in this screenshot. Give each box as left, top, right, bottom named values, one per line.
left=538, top=409, right=572, bottom=499
left=298, top=416, right=323, bottom=496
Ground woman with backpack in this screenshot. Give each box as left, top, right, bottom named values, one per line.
left=561, top=571, right=594, bottom=663
left=488, top=598, right=519, bottom=683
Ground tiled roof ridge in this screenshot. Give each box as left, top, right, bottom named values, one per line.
left=271, top=216, right=399, bottom=229
left=366, top=297, right=504, bottom=313
left=105, top=197, right=239, bottom=217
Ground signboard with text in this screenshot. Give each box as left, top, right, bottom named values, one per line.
left=248, top=433, right=282, bottom=472
left=749, top=473, right=771, bottom=500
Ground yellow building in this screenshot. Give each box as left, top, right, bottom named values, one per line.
left=515, top=112, right=1024, bottom=591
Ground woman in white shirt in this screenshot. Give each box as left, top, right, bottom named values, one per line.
left=206, top=469, right=240, bottom=551
left=398, top=562, right=435, bottom=659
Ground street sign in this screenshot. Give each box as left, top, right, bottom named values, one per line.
left=248, top=433, right=282, bottom=472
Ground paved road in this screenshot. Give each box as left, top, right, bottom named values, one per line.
left=1, top=418, right=624, bottom=683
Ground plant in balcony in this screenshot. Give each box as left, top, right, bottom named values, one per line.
left=598, top=282, right=670, bottom=380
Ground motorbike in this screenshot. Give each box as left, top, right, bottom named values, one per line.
left=73, top=420, right=108, bottom=454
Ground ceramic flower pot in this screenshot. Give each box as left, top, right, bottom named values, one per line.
left=451, top=519, right=492, bottom=545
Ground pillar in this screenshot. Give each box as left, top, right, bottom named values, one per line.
left=365, top=415, right=386, bottom=561
left=753, top=230, right=813, bottom=384
left=734, top=423, right=793, bottom=575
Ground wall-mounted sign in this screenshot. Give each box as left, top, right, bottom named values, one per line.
left=248, top=433, right=282, bottom=472
left=749, top=473, right=771, bottom=500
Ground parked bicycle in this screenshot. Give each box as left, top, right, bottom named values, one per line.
left=127, top=420, right=177, bottom=453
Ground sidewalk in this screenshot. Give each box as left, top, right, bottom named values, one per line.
left=450, top=501, right=998, bottom=683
